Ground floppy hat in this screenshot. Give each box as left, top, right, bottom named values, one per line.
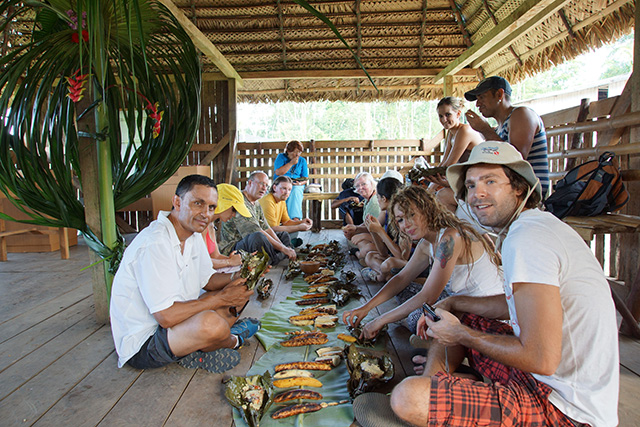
left=352, top=392, right=412, bottom=427
left=464, top=76, right=512, bottom=101
left=446, top=141, right=541, bottom=199
left=380, top=169, right=404, bottom=184
left=215, top=183, right=251, bottom=217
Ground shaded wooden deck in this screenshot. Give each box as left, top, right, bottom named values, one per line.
left=0, top=229, right=639, bottom=426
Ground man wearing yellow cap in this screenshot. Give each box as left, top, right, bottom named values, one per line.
left=110, top=175, right=260, bottom=374
left=219, top=171, right=297, bottom=265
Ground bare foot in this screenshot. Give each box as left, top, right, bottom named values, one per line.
left=412, top=354, right=426, bottom=375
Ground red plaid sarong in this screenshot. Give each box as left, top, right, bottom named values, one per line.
left=427, top=314, right=588, bottom=427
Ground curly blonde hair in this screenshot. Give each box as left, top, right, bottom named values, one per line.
left=388, top=185, right=500, bottom=268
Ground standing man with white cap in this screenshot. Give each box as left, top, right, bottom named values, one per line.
left=464, top=76, right=550, bottom=197
left=354, top=142, right=618, bottom=427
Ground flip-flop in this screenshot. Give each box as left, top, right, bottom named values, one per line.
left=352, top=392, right=412, bottom=427
left=178, top=348, right=240, bottom=373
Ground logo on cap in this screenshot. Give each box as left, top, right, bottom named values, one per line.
left=481, top=146, right=500, bottom=155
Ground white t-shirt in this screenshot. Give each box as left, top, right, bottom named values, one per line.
left=502, top=209, right=619, bottom=426
left=110, top=212, right=215, bottom=368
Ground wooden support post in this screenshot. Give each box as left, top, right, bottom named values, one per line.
left=619, top=8, right=640, bottom=334
left=564, top=98, right=590, bottom=170
left=443, top=75, right=454, bottom=97
left=311, top=200, right=321, bottom=232
left=225, top=79, right=238, bottom=184
left=59, top=228, right=70, bottom=260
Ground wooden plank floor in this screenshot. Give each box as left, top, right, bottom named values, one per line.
left=1, top=229, right=639, bottom=426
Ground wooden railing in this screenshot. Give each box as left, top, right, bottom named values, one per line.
left=234, top=133, right=446, bottom=223
left=540, top=91, right=640, bottom=280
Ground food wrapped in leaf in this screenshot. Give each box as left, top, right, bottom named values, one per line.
left=344, top=344, right=394, bottom=398
left=346, top=323, right=388, bottom=347
left=224, top=371, right=275, bottom=427
left=285, top=259, right=301, bottom=280
left=240, top=248, right=270, bottom=290
left=329, top=282, right=363, bottom=307
left=256, top=278, right=273, bottom=300
left=340, top=270, right=357, bottom=284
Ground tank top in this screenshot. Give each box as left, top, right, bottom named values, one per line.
left=428, top=229, right=504, bottom=297
left=496, top=107, right=550, bottom=197
left=205, top=230, right=216, bottom=255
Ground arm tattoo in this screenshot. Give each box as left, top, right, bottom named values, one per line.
left=436, top=235, right=455, bottom=269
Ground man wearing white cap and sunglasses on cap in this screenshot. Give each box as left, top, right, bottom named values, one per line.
left=354, top=142, right=618, bottom=427
left=464, top=76, right=550, bottom=197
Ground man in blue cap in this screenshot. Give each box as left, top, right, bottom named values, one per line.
left=464, top=76, right=550, bottom=197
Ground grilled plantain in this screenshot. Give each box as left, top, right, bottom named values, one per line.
left=301, top=292, right=328, bottom=299
left=280, top=336, right=329, bottom=347
left=272, top=377, right=323, bottom=388
left=273, top=369, right=314, bottom=379
left=274, top=361, right=332, bottom=372
left=337, top=333, right=357, bottom=343
left=273, top=389, right=322, bottom=403
left=271, top=400, right=349, bottom=419
left=296, top=297, right=331, bottom=306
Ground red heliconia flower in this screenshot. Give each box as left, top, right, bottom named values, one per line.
left=66, top=70, right=89, bottom=103
left=71, top=30, right=89, bottom=44
left=146, top=101, right=164, bottom=138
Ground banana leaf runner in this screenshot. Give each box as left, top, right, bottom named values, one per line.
left=234, top=261, right=386, bottom=426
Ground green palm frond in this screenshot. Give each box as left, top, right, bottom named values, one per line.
left=0, top=0, right=201, bottom=272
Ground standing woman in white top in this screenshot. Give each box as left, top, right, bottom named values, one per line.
left=343, top=185, right=503, bottom=339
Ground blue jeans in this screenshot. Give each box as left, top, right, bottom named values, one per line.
left=233, top=231, right=291, bottom=265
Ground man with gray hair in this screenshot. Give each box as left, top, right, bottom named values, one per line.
left=354, top=142, right=618, bottom=427
left=219, top=171, right=296, bottom=265
left=342, top=171, right=379, bottom=254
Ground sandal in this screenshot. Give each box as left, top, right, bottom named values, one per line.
left=361, top=267, right=379, bottom=282
left=178, top=348, right=240, bottom=373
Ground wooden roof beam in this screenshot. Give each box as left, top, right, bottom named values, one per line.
left=435, top=0, right=571, bottom=83
left=226, top=68, right=479, bottom=80
left=158, top=0, right=243, bottom=86
left=488, top=0, right=632, bottom=75
left=481, top=0, right=523, bottom=67
left=276, top=0, right=287, bottom=68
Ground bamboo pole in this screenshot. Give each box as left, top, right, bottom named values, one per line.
left=545, top=111, right=640, bottom=137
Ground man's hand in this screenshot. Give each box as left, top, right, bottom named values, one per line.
left=425, top=308, right=462, bottom=347
left=282, top=246, right=297, bottom=260
left=228, top=251, right=242, bottom=267
left=205, top=277, right=253, bottom=308
left=465, top=110, right=493, bottom=134
left=424, top=173, right=450, bottom=188
left=343, top=224, right=357, bottom=239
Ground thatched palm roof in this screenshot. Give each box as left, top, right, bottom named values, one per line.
left=167, top=0, right=634, bottom=103
left=3, top=0, right=635, bottom=103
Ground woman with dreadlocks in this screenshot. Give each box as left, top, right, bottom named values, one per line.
left=343, top=185, right=503, bottom=341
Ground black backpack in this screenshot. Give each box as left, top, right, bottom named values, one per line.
left=544, top=152, right=629, bottom=219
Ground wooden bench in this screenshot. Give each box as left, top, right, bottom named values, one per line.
left=0, top=225, right=71, bottom=261
left=303, top=192, right=339, bottom=232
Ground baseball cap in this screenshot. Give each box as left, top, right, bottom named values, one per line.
left=446, top=141, right=541, bottom=199
left=464, top=76, right=512, bottom=101
left=380, top=169, right=404, bottom=184
left=215, top=183, right=251, bottom=217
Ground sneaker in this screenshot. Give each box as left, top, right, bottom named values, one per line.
left=230, top=317, right=261, bottom=346
left=361, top=267, right=379, bottom=282
left=178, top=348, right=240, bottom=373
left=291, top=237, right=304, bottom=248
